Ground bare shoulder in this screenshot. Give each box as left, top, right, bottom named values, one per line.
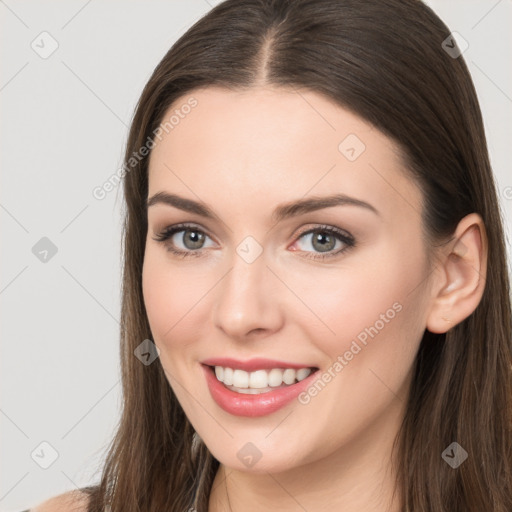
left=32, top=489, right=90, bottom=512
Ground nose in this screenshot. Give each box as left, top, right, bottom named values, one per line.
left=212, top=248, right=284, bottom=340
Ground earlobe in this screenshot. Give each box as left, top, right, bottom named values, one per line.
left=426, top=213, right=488, bottom=334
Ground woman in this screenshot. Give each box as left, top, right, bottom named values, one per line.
left=32, top=0, right=512, bottom=510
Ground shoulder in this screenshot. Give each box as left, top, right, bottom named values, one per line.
left=31, top=489, right=90, bottom=512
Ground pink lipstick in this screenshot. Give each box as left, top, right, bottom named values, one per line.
left=201, top=360, right=319, bottom=417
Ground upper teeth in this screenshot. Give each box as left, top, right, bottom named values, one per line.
left=214, top=366, right=312, bottom=389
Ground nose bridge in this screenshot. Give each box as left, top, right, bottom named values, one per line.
left=212, top=241, right=282, bottom=338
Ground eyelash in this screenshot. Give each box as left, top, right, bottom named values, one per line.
left=152, top=222, right=356, bottom=261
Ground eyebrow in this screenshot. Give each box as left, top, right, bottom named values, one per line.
left=146, top=191, right=380, bottom=222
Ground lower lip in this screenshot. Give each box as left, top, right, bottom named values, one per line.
left=202, top=364, right=319, bottom=417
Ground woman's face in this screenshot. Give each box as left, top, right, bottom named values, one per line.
left=142, top=86, right=434, bottom=473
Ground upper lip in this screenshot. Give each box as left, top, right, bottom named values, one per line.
left=201, top=357, right=317, bottom=372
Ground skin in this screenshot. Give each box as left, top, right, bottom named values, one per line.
left=142, top=86, right=487, bottom=512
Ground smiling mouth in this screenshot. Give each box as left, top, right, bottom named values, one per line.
left=206, top=364, right=319, bottom=394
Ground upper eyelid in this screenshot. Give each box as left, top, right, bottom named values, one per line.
left=156, top=222, right=217, bottom=242
left=154, top=222, right=354, bottom=245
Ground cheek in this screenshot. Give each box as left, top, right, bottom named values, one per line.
left=141, top=246, right=214, bottom=359
left=292, top=242, right=428, bottom=362
left=287, top=252, right=427, bottom=446
left=142, top=250, right=173, bottom=338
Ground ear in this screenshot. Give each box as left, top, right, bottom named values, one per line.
left=426, top=213, right=488, bottom=334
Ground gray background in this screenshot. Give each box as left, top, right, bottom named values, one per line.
left=1, top=1, right=511, bottom=510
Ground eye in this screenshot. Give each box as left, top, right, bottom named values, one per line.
left=152, top=222, right=356, bottom=261
left=152, top=223, right=215, bottom=258
left=290, top=224, right=355, bottom=260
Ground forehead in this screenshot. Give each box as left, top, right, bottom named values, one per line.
left=147, top=86, right=422, bottom=222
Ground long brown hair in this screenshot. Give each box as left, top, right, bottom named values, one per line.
left=84, top=1, right=512, bottom=510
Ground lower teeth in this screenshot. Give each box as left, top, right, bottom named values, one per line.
left=224, top=382, right=291, bottom=394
